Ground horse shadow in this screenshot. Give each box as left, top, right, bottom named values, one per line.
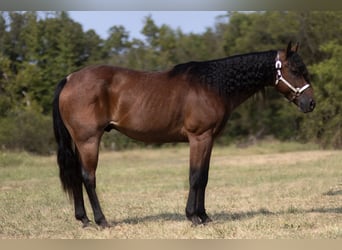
left=108, top=208, right=275, bottom=226
left=106, top=189, right=342, bottom=226
left=110, top=213, right=185, bottom=226
left=109, top=205, right=342, bottom=226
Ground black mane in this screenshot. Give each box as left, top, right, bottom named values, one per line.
left=169, top=50, right=278, bottom=97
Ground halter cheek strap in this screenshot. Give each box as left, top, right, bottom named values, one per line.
left=275, top=53, right=310, bottom=98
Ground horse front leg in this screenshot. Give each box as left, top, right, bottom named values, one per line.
left=186, top=131, right=213, bottom=225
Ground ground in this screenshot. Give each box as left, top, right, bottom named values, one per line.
left=0, top=141, right=341, bottom=239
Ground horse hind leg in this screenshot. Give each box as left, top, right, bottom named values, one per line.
left=76, top=136, right=109, bottom=228
left=66, top=149, right=90, bottom=227
left=72, top=174, right=91, bottom=227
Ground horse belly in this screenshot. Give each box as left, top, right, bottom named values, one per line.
left=111, top=118, right=187, bottom=143
left=109, top=94, right=188, bottom=143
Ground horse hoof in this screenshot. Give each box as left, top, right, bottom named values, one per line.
left=82, top=220, right=91, bottom=228
left=201, top=216, right=212, bottom=225
left=199, top=213, right=212, bottom=224
left=79, top=217, right=91, bottom=228
left=190, top=216, right=202, bottom=226
left=97, top=220, right=110, bottom=228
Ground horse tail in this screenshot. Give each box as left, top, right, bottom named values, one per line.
left=53, top=77, right=81, bottom=199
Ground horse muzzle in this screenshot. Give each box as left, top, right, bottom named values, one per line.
left=297, top=96, right=316, bottom=113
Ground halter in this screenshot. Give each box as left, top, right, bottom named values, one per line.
left=275, top=53, right=310, bottom=100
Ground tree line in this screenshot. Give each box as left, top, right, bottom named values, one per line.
left=0, top=11, right=341, bottom=154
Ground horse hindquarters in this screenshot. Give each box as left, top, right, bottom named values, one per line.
left=53, top=77, right=108, bottom=227
left=53, top=78, right=91, bottom=226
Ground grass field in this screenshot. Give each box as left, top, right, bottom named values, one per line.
left=0, top=141, right=342, bottom=239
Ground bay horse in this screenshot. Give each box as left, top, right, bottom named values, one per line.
left=53, top=42, right=315, bottom=227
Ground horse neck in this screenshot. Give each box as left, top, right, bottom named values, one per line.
left=202, top=50, right=278, bottom=109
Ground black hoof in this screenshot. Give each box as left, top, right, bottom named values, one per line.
left=76, top=216, right=91, bottom=228
left=187, top=214, right=213, bottom=226
left=82, top=220, right=91, bottom=228
left=189, top=215, right=202, bottom=226
left=96, top=218, right=110, bottom=228
left=199, top=214, right=212, bottom=224
left=187, top=210, right=213, bottom=226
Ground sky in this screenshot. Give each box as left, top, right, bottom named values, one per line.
left=68, top=11, right=228, bottom=40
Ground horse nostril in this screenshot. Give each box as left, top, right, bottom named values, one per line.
left=310, top=99, right=316, bottom=111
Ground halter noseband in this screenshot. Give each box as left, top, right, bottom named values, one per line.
left=275, top=53, right=310, bottom=100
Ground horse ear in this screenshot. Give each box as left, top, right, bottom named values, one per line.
left=294, top=42, right=299, bottom=52
left=286, top=41, right=292, bottom=59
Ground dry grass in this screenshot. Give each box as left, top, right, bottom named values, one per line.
left=0, top=142, right=342, bottom=238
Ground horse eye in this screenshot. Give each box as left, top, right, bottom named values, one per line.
left=290, top=68, right=301, bottom=76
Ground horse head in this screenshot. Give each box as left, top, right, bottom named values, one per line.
left=274, top=42, right=315, bottom=113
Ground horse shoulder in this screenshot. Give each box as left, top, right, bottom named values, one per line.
left=183, top=85, right=228, bottom=137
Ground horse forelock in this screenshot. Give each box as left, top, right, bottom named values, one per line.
left=288, top=52, right=309, bottom=75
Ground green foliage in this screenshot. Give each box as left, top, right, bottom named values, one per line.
left=0, top=109, right=54, bottom=154
left=0, top=11, right=342, bottom=153
left=301, top=41, right=342, bottom=148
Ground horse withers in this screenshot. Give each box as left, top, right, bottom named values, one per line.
left=53, top=42, right=315, bottom=227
